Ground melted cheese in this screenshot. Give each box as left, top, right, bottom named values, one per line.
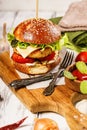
left=16, top=46, right=39, bottom=58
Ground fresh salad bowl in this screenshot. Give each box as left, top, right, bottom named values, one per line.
left=64, top=51, right=87, bottom=94
left=65, top=63, right=81, bottom=92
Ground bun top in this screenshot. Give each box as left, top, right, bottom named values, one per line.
left=13, top=18, right=61, bottom=44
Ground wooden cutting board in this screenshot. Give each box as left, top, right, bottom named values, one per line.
left=0, top=51, right=87, bottom=130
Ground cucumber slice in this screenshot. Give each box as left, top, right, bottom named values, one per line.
left=64, top=70, right=77, bottom=80
left=76, top=61, right=87, bottom=74
left=80, top=80, right=87, bottom=94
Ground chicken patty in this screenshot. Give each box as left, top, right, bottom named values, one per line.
left=28, top=47, right=53, bottom=59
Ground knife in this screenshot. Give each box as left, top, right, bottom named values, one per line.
left=9, top=71, right=63, bottom=89
left=9, top=73, right=54, bottom=89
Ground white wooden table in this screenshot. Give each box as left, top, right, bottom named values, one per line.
left=0, top=10, right=86, bottom=130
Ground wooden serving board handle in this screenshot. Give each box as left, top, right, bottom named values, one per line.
left=0, top=51, right=87, bottom=130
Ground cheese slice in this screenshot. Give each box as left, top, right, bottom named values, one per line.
left=16, top=46, right=39, bottom=58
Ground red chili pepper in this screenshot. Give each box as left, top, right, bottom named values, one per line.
left=0, top=116, right=28, bottom=130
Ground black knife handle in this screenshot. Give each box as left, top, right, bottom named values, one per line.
left=9, top=73, right=54, bottom=89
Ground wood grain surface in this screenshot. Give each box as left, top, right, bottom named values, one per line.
left=0, top=51, right=87, bottom=130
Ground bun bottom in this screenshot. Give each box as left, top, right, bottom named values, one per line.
left=12, top=58, right=61, bottom=75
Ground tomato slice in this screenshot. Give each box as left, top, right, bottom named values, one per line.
left=39, top=52, right=55, bottom=61
left=72, top=69, right=87, bottom=81
left=12, top=52, right=35, bottom=63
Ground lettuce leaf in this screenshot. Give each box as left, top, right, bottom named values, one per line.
left=56, top=32, right=87, bottom=52
left=7, top=33, right=62, bottom=51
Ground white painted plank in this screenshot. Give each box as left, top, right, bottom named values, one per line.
left=0, top=79, right=37, bottom=129
left=0, top=11, right=16, bottom=38
left=12, top=10, right=56, bottom=28
left=0, top=0, right=80, bottom=13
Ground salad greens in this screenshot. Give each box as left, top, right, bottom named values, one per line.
left=64, top=61, right=87, bottom=94
left=64, top=61, right=87, bottom=80
left=50, top=17, right=87, bottom=52
left=65, top=31, right=87, bottom=52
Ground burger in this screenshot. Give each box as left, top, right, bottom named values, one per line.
left=8, top=18, right=61, bottom=75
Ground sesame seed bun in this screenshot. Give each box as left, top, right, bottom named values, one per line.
left=13, top=18, right=61, bottom=44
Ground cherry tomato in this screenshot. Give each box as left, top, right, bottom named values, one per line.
left=12, top=52, right=35, bottom=63
left=39, top=52, right=55, bottom=61
left=75, top=52, right=87, bottom=63
left=72, top=69, right=87, bottom=81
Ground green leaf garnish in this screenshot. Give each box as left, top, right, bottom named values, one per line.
left=80, top=80, right=87, bottom=94
left=64, top=70, right=77, bottom=80
left=76, top=61, right=87, bottom=74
